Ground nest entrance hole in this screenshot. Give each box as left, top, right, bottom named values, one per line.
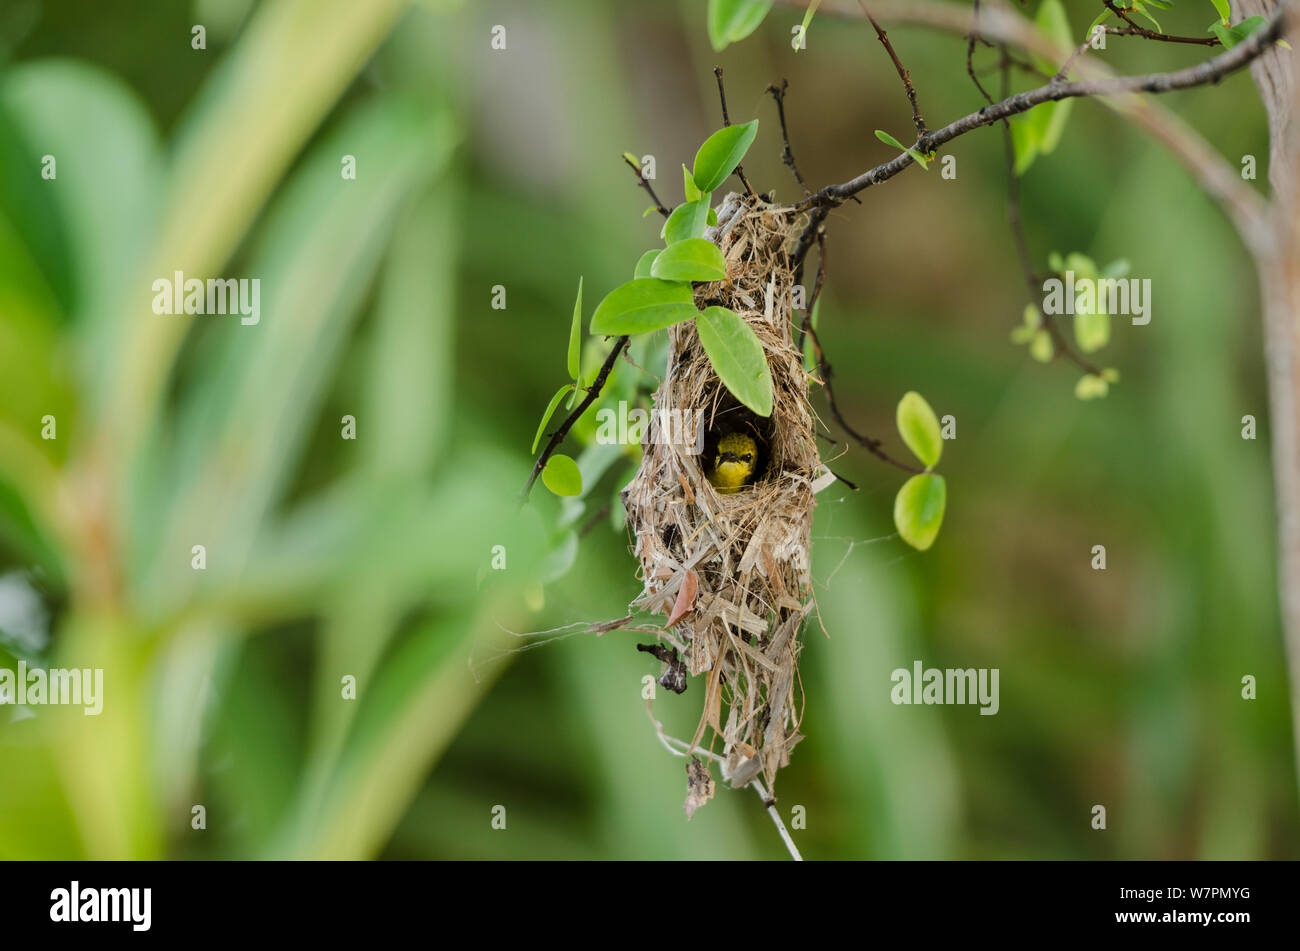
left=698, top=388, right=776, bottom=487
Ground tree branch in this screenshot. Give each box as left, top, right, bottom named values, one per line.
left=859, top=0, right=929, bottom=136
left=1103, top=1, right=1221, bottom=46
left=522, top=336, right=629, bottom=500
left=795, top=7, right=1283, bottom=212
left=623, top=153, right=670, bottom=218
left=713, top=66, right=759, bottom=199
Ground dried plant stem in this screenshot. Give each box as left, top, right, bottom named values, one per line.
left=646, top=699, right=803, bottom=861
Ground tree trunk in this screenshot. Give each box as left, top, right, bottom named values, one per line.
left=1238, top=0, right=1300, bottom=782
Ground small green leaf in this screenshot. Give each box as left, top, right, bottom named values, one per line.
left=1032, top=0, right=1072, bottom=73
left=1030, top=329, right=1054, bottom=362
left=1133, top=5, right=1162, bottom=32
left=874, top=130, right=928, bottom=169
left=643, top=206, right=659, bottom=218
left=651, top=238, right=727, bottom=283
left=567, top=277, right=583, bottom=380
left=693, top=120, right=759, bottom=193
left=707, top=0, right=774, bottom=51
left=1074, top=374, right=1109, bottom=400
left=894, top=473, right=946, bottom=551
left=1010, top=324, right=1036, bottom=345
left=896, top=391, right=943, bottom=469
left=590, top=279, right=697, bottom=335
left=800, top=0, right=822, bottom=40
left=662, top=199, right=711, bottom=244
left=1209, top=0, right=1230, bottom=22
left=1088, top=9, right=1114, bottom=37
left=634, top=250, right=661, bottom=279
left=1101, top=367, right=1121, bottom=384
left=532, top=384, right=576, bottom=454
left=623, top=151, right=640, bottom=167
left=683, top=164, right=703, bottom=202
left=542, top=453, right=583, bottom=496
left=707, top=207, right=718, bottom=227
left=695, top=305, right=773, bottom=416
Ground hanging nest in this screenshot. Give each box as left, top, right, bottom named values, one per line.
left=622, top=191, right=829, bottom=801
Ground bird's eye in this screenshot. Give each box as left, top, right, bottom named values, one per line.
left=742, top=454, right=752, bottom=462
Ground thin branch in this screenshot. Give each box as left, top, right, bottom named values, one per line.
left=623, top=153, right=670, bottom=218
left=859, top=0, right=928, bottom=136
left=997, top=51, right=1104, bottom=377
left=801, top=235, right=925, bottom=474
left=1103, top=1, right=1220, bottom=46
left=522, top=336, right=629, bottom=499
left=713, top=66, right=759, bottom=199
left=766, top=80, right=812, bottom=196
left=965, top=0, right=997, bottom=107
left=795, top=9, right=1282, bottom=211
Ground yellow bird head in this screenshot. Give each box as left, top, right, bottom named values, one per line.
left=708, top=431, right=758, bottom=494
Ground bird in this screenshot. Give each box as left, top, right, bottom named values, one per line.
left=707, top=431, right=758, bottom=494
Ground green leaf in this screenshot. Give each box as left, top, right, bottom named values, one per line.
left=800, top=0, right=822, bottom=40
left=707, top=0, right=774, bottom=51
left=634, top=249, right=661, bottom=279
left=532, top=384, right=576, bottom=454
left=542, top=453, right=583, bottom=496
left=590, top=279, right=697, bottom=335
left=894, top=473, right=946, bottom=551
left=1030, top=329, right=1054, bottom=362
left=1033, top=0, right=1071, bottom=72
left=623, top=151, right=640, bottom=167
left=1209, top=0, right=1231, bottom=21
left=662, top=199, right=711, bottom=244
left=567, top=276, right=583, bottom=381
left=896, top=391, right=943, bottom=469
left=643, top=206, right=659, bottom=218
left=693, top=120, right=759, bottom=193
left=1133, top=4, right=1162, bottom=32
left=695, top=305, right=774, bottom=417
left=650, top=238, right=727, bottom=282
left=1101, top=367, right=1121, bottom=384
left=1074, top=374, right=1109, bottom=400
left=707, top=207, right=718, bottom=227
left=874, top=129, right=928, bottom=169
left=683, top=164, right=703, bottom=202
left=1088, top=8, right=1114, bottom=37
left=1212, top=22, right=1238, bottom=47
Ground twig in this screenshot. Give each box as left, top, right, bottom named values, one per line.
left=623, top=153, right=670, bottom=218
left=713, top=66, right=758, bottom=199
left=997, top=52, right=1104, bottom=377
left=646, top=699, right=803, bottom=860
left=523, top=336, right=629, bottom=499
left=965, top=0, right=996, bottom=107
left=800, top=235, right=925, bottom=474
left=766, top=80, right=811, bottom=196
left=859, top=0, right=928, bottom=136
left=786, top=7, right=1284, bottom=268
left=1103, top=1, right=1220, bottom=46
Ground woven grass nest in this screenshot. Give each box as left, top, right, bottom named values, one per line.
left=622, top=190, right=828, bottom=800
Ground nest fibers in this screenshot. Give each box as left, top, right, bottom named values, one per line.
left=622, top=191, right=831, bottom=800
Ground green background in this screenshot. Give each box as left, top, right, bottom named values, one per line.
left=0, top=0, right=1294, bottom=859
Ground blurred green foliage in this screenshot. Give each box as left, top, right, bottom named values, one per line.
left=0, top=0, right=1295, bottom=860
